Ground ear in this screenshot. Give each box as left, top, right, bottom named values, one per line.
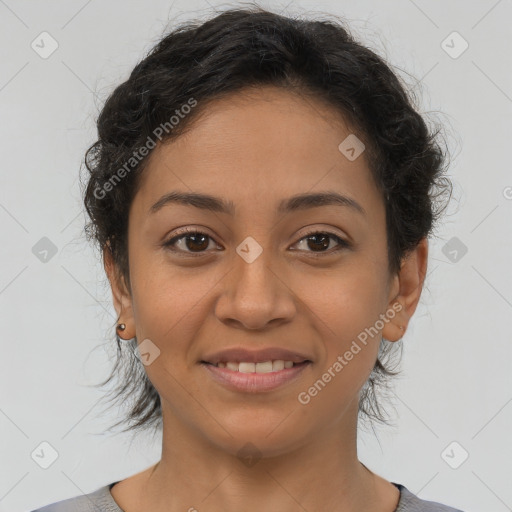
left=382, top=237, right=428, bottom=342
left=103, top=243, right=136, bottom=339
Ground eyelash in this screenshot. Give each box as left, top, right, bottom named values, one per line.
left=163, top=227, right=350, bottom=257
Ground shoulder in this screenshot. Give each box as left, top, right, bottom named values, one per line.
left=394, top=483, right=465, bottom=512
left=29, top=482, right=122, bottom=512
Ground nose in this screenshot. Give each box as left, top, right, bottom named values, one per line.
left=214, top=243, right=297, bottom=330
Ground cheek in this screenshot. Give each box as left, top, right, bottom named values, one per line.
left=296, top=256, right=388, bottom=386
left=130, top=266, right=213, bottom=347
left=289, top=269, right=386, bottom=437
left=298, top=255, right=389, bottom=338
left=128, top=267, right=214, bottom=412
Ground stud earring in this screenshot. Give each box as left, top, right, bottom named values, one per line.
left=116, top=322, right=128, bottom=342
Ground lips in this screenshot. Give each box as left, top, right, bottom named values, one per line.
left=217, top=360, right=295, bottom=373
left=200, top=347, right=313, bottom=366
left=200, top=347, right=313, bottom=392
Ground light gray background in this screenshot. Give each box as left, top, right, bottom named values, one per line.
left=1, top=1, right=511, bottom=511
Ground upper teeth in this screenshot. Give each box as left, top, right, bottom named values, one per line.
left=216, top=360, right=295, bottom=373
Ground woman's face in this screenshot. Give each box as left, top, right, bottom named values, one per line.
left=108, top=86, right=416, bottom=457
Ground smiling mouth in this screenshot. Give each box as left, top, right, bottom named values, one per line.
left=201, top=360, right=311, bottom=373
left=200, top=359, right=312, bottom=393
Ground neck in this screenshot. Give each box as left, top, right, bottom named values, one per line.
left=121, top=400, right=399, bottom=512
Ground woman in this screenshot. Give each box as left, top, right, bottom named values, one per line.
left=33, top=6, right=462, bottom=511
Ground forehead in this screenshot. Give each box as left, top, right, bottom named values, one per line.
left=132, top=86, right=383, bottom=221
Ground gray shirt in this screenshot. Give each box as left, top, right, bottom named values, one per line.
left=31, top=481, right=465, bottom=511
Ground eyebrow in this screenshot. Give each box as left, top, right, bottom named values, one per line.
left=149, top=190, right=366, bottom=216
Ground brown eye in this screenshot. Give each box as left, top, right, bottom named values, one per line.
left=164, top=230, right=217, bottom=253
left=294, top=231, right=349, bottom=254
left=163, top=228, right=349, bottom=256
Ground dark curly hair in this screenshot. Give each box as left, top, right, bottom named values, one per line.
left=81, top=5, right=452, bottom=436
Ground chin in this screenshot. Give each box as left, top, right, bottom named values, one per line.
left=202, top=411, right=311, bottom=459
left=214, top=433, right=305, bottom=462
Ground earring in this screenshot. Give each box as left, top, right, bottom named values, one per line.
left=116, top=322, right=128, bottom=342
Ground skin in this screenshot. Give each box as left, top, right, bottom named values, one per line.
left=104, top=86, right=428, bottom=512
